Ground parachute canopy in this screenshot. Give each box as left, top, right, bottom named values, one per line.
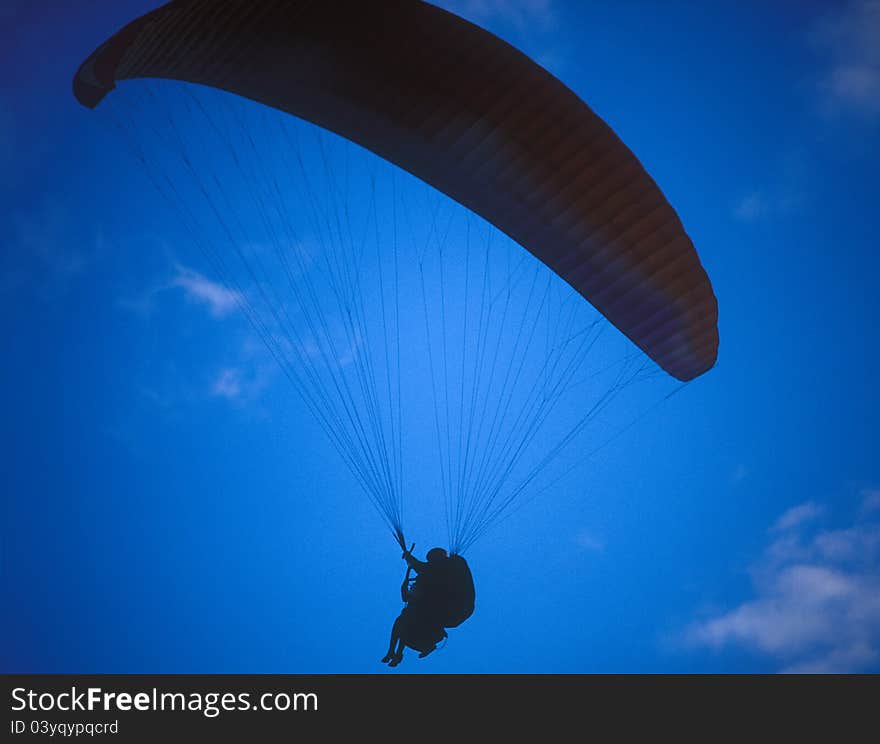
left=74, top=0, right=718, bottom=382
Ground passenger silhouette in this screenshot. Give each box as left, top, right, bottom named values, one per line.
left=382, top=546, right=475, bottom=667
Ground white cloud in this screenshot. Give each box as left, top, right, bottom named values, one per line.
left=209, top=362, right=274, bottom=406
left=684, top=492, right=880, bottom=672
left=171, top=264, right=241, bottom=318
left=211, top=368, right=243, bottom=399
left=812, top=0, right=880, bottom=115
left=771, top=501, right=824, bottom=532
left=134, top=357, right=274, bottom=413
left=117, top=262, right=241, bottom=318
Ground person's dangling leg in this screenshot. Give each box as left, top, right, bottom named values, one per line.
left=382, top=614, right=404, bottom=664
left=389, top=617, right=406, bottom=666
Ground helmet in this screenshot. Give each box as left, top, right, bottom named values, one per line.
left=426, top=547, right=448, bottom=563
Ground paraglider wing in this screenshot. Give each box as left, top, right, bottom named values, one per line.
left=74, top=0, right=718, bottom=381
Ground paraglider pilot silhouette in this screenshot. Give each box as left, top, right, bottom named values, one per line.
left=382, top=543, right=475, bottom=667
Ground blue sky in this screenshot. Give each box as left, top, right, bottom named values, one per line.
left=2, top=1, right=879, bottom=673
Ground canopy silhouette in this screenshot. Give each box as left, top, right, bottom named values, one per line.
left=74, top=0, right=718, bottom=382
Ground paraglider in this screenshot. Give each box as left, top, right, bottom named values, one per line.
left=383, top=546, right=476, bottom=666
left=73, top=0, right=718, bottom=663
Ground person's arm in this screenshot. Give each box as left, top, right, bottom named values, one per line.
left=400, top=567, right=412, bottom=603
left=402, top=549, right=429, bottom=574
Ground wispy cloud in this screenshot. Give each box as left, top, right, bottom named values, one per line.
left=575, top=530, right=605, bottom=553
left=860, top=488, right=880, bottom=514
left=133, top=352, right=275, bottom=416
left=118, top=259, right=276, bottom=409
left=684, top=490, right=880, bottom=673
left=5, top=199, right=93, bottom=297
left=811, top=0, right=880, bottom=116
left=295, top=320, right=364, bottom=368
left=210, top=364, right=273, bottom=404
left=171, top=264, right=242, bottom=318
left=732, top=188, right=801, bottom=223
left=731, top=464, right=750, bottom=483
left=771, top=501, right=824, bottom=532
left=116, top=262, right=241, bottom=318
left=733, top=193, right=769, bottom=222
left=211, top=368, right=243, bottom=399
